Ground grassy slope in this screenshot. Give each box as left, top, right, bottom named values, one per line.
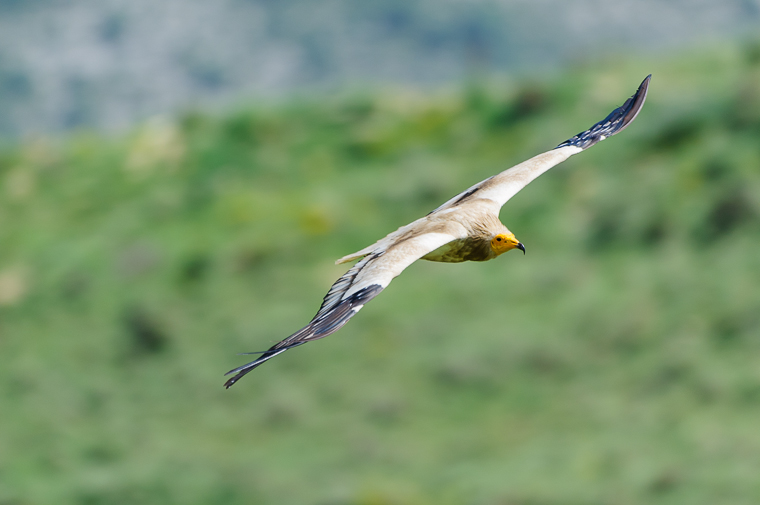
left=1, top=44, right=760, bottom=505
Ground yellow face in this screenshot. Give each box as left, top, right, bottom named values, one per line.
left=490, top=233, right=525, bottom=256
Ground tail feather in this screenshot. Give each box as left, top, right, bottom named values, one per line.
left=335, top=250, right=370, bottom=265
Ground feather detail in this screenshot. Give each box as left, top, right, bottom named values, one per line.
left=224, top=284, right=384, bottom=388
left=556, top=74, right=650, bottom=150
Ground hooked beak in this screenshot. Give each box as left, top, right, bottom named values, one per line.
left=516, top=242, right=525, bottom=255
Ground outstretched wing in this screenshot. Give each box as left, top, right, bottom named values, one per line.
left=430, top=74, right=651, bottom=213
left=224, top=228, right=465, bottom=388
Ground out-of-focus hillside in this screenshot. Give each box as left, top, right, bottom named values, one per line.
left=1, top=0, right=760, bottom=135
left=1, top=45, right=760, bottom=504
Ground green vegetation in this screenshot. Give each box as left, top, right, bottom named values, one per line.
left=2, top=45, right=760, bottom=505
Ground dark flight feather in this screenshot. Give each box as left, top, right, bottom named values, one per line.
left=223, top=284, right=384, bottom=388
left=556, top=74, right=650, bottom=150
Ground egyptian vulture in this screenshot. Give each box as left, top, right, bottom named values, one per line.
left=224, top=75, right=651, bottom=388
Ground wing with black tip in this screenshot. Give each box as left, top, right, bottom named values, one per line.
left=430, top=75, right=651, bottom=212
left=224, top=229, right=464, bottom=388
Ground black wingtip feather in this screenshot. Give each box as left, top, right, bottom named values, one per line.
left=556, top=74, right=651, bottom=150
left=223, top=346, right=296, bottom=389
left=223, top=284, right=385, bottom=388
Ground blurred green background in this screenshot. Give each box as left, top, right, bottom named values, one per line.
left=2, top=3, right=760, bottom=505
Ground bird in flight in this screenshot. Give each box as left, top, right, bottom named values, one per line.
left=224, top=75, right=651, bottom=388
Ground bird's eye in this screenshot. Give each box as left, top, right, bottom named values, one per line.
left=496, top=237, right=502, bottom=242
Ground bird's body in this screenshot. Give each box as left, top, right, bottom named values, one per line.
left=224, top=75, right=651, bottom=388
left=341, top=200, right=505, bottom=265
